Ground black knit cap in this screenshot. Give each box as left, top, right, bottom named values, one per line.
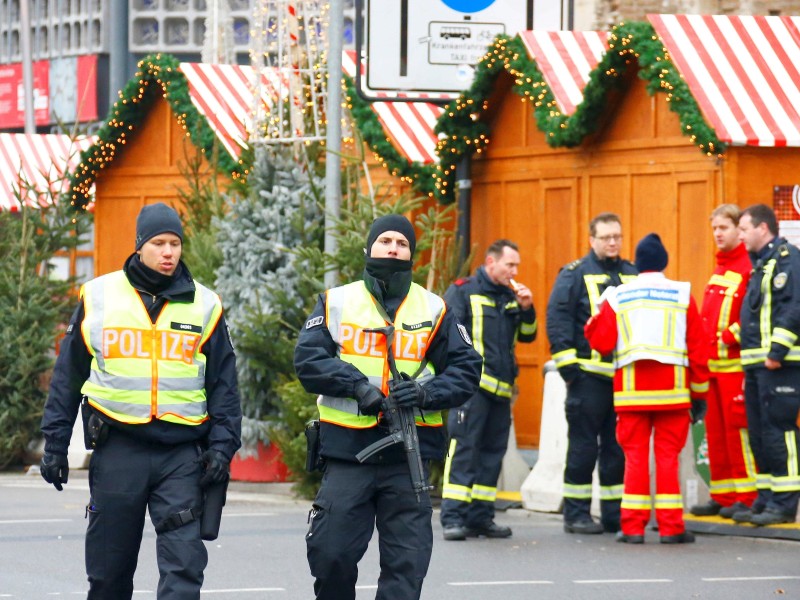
left=135, top=202, right=184, bottom=250
left=635, top=233, right=669, bottom=272
left=366, top=214, right=416, bottom=257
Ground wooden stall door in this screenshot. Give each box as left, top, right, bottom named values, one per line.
left=677, top=175, right=716, bottom=297
left=521, top=179, right=581, bottom=447
left=94, top=196, right=146, bottom=276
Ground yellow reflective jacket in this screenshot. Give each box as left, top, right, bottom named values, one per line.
left=80, top=270, right=222, bottom=425
left=318, top=281, right=446, bottom=429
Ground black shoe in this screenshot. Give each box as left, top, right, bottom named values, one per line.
left=731, top=509, right=757, bottom=523
left=564, top=519, right=604, bottom=534
left=615, top=531, right=644, bottom=544
left=719, top=502, right=750, bottom=519
left=689, top=500, right=722, bottom=516
left=660, top=531, right=696, bottom=544
left=750, top=508, right=795, bottom=526
left=465, top=521, right=512, bottom=538
left=442, top=525, right=467, bottom=541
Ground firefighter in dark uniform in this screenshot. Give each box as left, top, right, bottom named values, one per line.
left=439, top=239, right=537, bottom=541
left=734, top=204, right=800, bottom=526
left=547, top=212, right=637, bottom=534
left=295, top=214, right=481, bottom=600
left=40, top=203, right=242, bottom=599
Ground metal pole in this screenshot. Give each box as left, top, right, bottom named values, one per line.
left=19, top=0, right=35, bottom=133
left=456, top=155, right=472, bottom=267
left=324, top=0, right=343, bottom=288
left=109, top=2, right=129, bottom=113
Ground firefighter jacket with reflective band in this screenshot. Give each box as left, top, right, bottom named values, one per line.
left=444, top=267, right=537, bottom=399
left=740, top=238, right=800, bottom=370
left=317, top=280, right=446, bottom=429
left=547, top=250, right=637, bottom=380
left=80, top=270, right=223, bottom=425
left=584, top=273, right=710, bottom=411
left=701, top=243, right=751, bottom=374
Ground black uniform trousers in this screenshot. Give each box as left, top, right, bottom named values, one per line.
left=306, top=459, right=433, bottom=600
left=86, top=429, right=207, bottom=599
left=744, top=367, right=800, bottom=516
left=440, top=389, right=511, bottom=528
left=563, top=374, right=624, bottom=528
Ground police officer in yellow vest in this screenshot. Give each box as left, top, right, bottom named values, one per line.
left=295, top=214, right=481, bottom=600
left=40, top=203, right=242, bottom=599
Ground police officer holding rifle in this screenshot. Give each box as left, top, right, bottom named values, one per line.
left=295, top=214, right=481, bottom=600
left=40, top=203, right=242, bottom=599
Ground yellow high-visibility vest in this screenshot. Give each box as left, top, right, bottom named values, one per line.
left=80, top=270, right=222, bottom=426
left=318, top=281, right=446, bottom=429
left=607, top=276, right=691, bottom=369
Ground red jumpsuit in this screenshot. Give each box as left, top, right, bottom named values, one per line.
left=585, top=273, right=709, bottom=537
left=701, top=243, right=757, bottom=507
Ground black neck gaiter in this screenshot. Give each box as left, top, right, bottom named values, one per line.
left=125, top=254, right=177, bottom=297
left=363, top=257, right=413, bottom=320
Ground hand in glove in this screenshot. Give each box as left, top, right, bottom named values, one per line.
left=354, top=381, right=385, bottom=416
left=40, top=453, right=69, bottom=491
left=389, top=372, right=431, bottom=409
left=690, top=398, right=707, bottom=424
left=199, top=449, right=230, bottom=488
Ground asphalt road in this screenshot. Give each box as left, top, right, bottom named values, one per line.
left=2, top=469, right=799, bottom=599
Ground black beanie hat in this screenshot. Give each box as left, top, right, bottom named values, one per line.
left=635, top=233, right=669, bottom=272
left=366, top=214, right=416, bottom=257
left=135, top=202, right=184, bottom=250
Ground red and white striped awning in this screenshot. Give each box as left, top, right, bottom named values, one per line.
left=181, top=57, right=444, bottom=165
left=519, top=30, right=609, bottom=115
left=180, top=62, right=292, bottom=160
left=342, top=50, right=444, bottom=165
left=0, top=134, right=95, bottom=211
left=649, top=14, right=800, bottom=147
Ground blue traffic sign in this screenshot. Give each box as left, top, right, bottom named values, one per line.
left=440, top=0, right=497, bottom=13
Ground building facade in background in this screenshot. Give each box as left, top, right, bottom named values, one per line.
left=0, top=0, right=358, bottom=133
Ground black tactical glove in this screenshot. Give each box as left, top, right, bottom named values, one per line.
left=199, top=449, right=230, bottom=488
left=40, top=453, right=69, bottom=491
left=389, top=372, right=431, bottom=409
left=354, top=381, right=385, bottom=416
left=690, top=398, right=707, bottom=424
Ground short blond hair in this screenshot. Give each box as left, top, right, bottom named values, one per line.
left=710, top=204, right=741, bottom=225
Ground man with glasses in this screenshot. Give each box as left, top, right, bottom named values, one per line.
left=547, top=212, right=637, bottom=534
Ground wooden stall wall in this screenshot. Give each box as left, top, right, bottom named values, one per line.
left=724, top=147, right=800, bottom=207
left=92, top=97, right=224, bottom=276
left=471, top=72, right=723, bottom=447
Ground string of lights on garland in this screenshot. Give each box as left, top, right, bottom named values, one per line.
left=342, top=76, right=439, bottom=197
left=68, top=54, right=251, bottom=210
left=346, top=20, right=725, bottom=204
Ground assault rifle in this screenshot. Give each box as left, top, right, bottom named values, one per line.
left=355, top=325, right=433, bottom=502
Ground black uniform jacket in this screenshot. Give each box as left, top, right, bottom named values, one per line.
left=443, top=266, right=537, bottom=393
left=741, top=237, right=800, bottom=367
left=294, top=286, right=482, bottom=463
left=41, top=256, right=242, bottom=462
left=546, top=250, right=637, bottom=383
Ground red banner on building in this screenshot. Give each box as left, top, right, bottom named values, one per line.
left=0, top=61, right=50, bottom=129
left=76, top=55, right=98, bottom=122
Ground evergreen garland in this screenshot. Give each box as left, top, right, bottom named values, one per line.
left=343, top=77, right=439, bottom=197
left=68, top=21, right=727, bottom=209
left=346, top=20, right=726, bottom=204
left=68, top=54, right=250, bottom=210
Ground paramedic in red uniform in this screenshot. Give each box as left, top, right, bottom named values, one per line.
left=689, top=204, right=757, bottom=518
left=585, top=233, right=709, bottom=544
